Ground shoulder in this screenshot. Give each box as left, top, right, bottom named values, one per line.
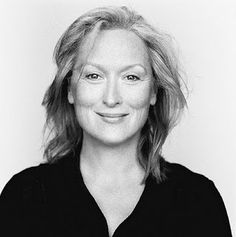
left=160, top=160, right=232, bottom=235
left=157, top=159, right=232, bottom=235
left=163, top=159, right=214, bottom=190
left=0, top=163, right=47, bottom=203
left=0, top=157, right=75, bottom=236
left=0, top=156, right=74, bottom=202
left=160, top=159, right=227, bottom=215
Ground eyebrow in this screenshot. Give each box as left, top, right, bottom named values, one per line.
left=82, top=62, right=147, bottom=74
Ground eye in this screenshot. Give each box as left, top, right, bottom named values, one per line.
left=85, top=73, right=101, bottom=80
left=125, top=75, right=140, bottom=81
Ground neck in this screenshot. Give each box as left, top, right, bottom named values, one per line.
left=79, top=132, right=144, bottom=182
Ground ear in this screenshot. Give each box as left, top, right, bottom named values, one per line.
left=67, top=86, right=74, bottom=104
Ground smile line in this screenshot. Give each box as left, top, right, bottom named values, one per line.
left=96, top=112, right=128, bottom=118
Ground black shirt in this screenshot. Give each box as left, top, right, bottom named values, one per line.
left=0, top=154, right=232, bottom=237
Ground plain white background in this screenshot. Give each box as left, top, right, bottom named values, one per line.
left=0, top=0, right=235, bottom=234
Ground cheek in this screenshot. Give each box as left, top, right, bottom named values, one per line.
left=73, top=81, right=102, bottom=107
left=122, top=83, right=152, bottom=109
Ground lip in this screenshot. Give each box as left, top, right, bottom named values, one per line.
left=96, top=112, right=129, bottom=118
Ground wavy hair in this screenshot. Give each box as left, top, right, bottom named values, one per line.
left=42, top=6, right=187, bottom=183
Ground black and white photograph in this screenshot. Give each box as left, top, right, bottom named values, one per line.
left=0, top=0, right=235, bottom=236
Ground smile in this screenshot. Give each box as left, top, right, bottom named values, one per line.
left=96, top=112, right=128, bottom=124
left=96, top=112, right=128, bottom=118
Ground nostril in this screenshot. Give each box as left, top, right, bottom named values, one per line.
left=103, top=98, right=121, bottom=107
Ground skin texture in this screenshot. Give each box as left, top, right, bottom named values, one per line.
left=68, top=29, right=156, bottom=147
left=68, top=29, right=157, bottom=236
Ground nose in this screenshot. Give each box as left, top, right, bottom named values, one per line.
left=103, top=77, right=122, bottom=107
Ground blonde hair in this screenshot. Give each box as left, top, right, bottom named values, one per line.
left=42, top=6, right=187, bottom=183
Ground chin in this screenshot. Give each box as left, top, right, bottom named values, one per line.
left=95, top=135, right=131, bottom=146
left=86, top=130, right=138, bottom=147
left=82, top=123, right=142, bottom=146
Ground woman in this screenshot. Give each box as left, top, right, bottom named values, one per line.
left=0, top=6, right=232, bottom=237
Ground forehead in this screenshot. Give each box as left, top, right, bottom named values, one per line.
left=74, top=29, right=151, bottom=70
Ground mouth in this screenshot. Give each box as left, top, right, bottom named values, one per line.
left=96, top=112, right=129, bottom=118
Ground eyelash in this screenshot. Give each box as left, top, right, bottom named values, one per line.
left=85, top=73, right=101, bottom=80
left=84, top=73, right=140, bottom=81
left=125, top=75, right=140, bottom=81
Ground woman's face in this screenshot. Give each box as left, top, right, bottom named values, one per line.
left=68, top=29, right=156, bottom=146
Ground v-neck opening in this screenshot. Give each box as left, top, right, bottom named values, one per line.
left=73, top=153, right=152, bottom=237
left=111, top=175, right=153, bottom=237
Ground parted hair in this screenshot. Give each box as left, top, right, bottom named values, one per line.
left=42, top=6, right=187, bottom=183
